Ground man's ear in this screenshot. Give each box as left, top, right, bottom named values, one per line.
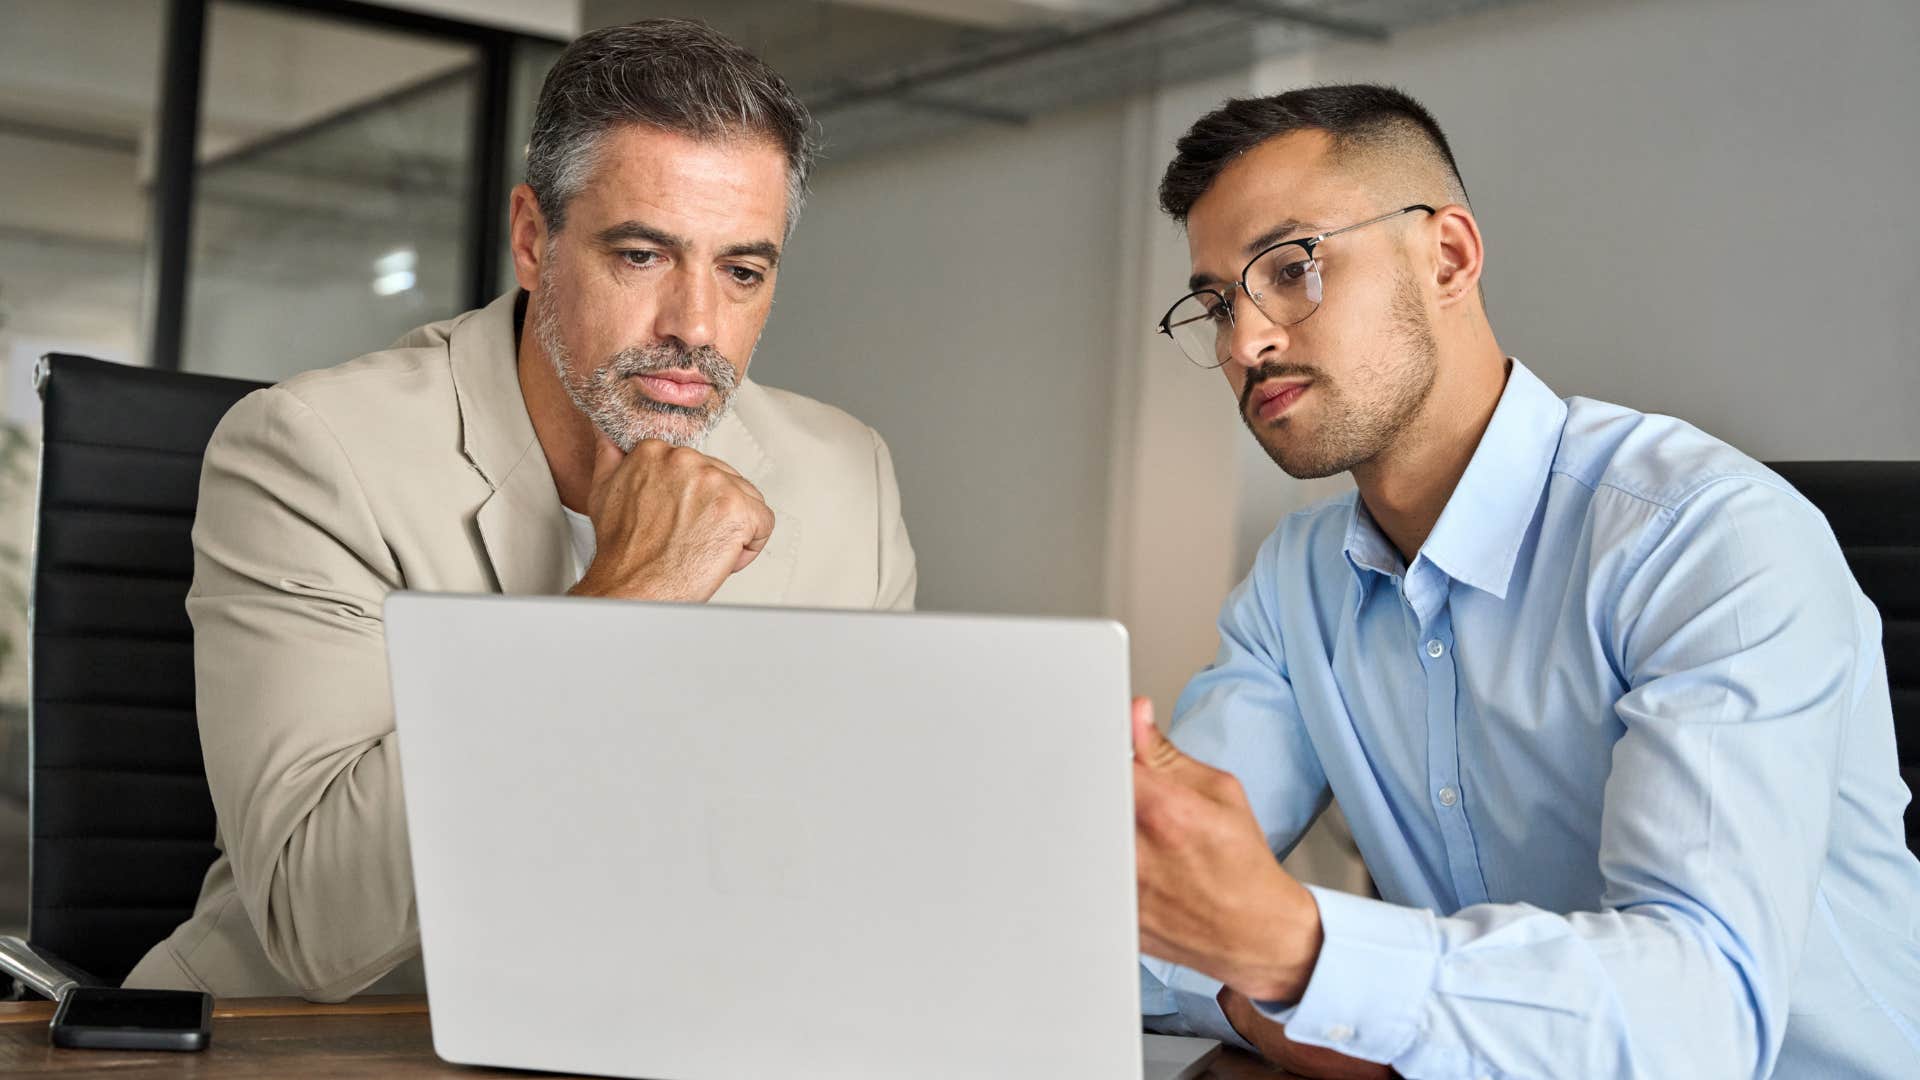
left=507, top=183, right=549, bottom=293
left=1429, top=203, right=1485, bottom=308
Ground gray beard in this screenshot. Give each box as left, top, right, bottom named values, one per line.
left=531, top=266, right=741, bottom=452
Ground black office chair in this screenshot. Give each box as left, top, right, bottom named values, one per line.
left=0, top=353, right=265, bottom=998
left=1769, top=462, right=1920, bottom=855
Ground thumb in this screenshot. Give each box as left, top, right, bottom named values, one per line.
left=1130, top=696, right=1185, bottom=770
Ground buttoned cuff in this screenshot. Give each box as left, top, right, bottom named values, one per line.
left=1252, top=886, right=1440, bottom=1064
left=1140, top=958, right=1255, bottom=1052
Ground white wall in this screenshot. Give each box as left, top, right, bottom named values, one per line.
left=1235, top=0, right=1920, bottom=566
left=757, top=99, right=1133, bottom=622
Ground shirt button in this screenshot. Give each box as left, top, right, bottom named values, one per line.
left=1438, top=785, right=1459, bottom=807
left=1326, top=1024, right=1355, bottom=1042
left=1425, top=638, right=1445, bottom=658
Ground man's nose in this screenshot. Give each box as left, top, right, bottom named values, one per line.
left=1225, top=288, right=1288, bottom=371
left=652, top=267, right=719, bottom=351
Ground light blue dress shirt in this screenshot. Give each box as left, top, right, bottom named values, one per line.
left=1142, top=360, right=1920, bottom=1078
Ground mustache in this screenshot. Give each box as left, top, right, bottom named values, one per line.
left=604, top=343, right=738, bottom=391
left=1239, top=362, right=1324, bottom=416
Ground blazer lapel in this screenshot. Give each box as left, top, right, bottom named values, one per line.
left=704, top=380, right=797, bottom=606
left=450, top=292, right=572, bottom=596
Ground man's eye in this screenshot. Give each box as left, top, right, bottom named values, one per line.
left=619, top=250, right=659, bottom=268
left=728, top=266, right=766, bottom=286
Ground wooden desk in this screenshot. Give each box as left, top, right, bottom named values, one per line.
left=0, top=995, right=1291, bottom=1078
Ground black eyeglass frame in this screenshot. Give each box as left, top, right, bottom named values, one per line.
left=1155, top=203, right=1437, bottom=368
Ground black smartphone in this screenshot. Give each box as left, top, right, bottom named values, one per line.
left=49, top=987, right=213, bottom=1051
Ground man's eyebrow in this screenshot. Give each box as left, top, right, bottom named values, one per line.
left=592, top=221, right=686, bottom=249
left=1243, top=219, right=1319, bottom=258
left=720, top=240, right=782, bottom=265
left=1186, top=218, right=1325, bottom=290
left=591, top=223, right=780, bottom=266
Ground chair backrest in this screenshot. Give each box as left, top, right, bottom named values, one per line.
left=29, top=353, right=266, bottom=983
left=1768, top=461, right=1920, bottom=855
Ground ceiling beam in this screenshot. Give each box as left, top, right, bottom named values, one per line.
left=1210, top=0, right=1390, bottom=40
left=836, top=0, right=1143, bottom=29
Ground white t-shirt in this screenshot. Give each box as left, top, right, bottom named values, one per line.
left=563, top=505, right=596, bottom=584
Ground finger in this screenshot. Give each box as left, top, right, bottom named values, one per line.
left=1132, top=763, right=1194, bottom=855
left=730, top=503, right=777, bottom=574
left=726, top=471, right=768, bottom=509
left=1131, top=697, right=1186, bottom=770
left=732, top=542, right=763, bottom=574
left=1132, top=759, right=1171, bottom=807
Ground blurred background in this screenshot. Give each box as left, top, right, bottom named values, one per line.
left=2, top=0, right=1916, bottom=937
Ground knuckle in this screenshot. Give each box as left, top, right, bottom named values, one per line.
left=1136, top=792, right=1183, bottom=837
left=693, top=468, right=732, bottom=496
left=1202, top=770, right=1241, bottom=801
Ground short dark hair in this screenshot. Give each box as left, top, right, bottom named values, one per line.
left=525, top=18, right=818, bottom=236
left=1158, top=84, right=1467, bottom=224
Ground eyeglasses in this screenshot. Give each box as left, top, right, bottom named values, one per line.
left=1156, top=204, right=1435, bottom=369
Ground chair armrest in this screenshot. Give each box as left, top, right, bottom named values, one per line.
left=0, top=935, right=103, bottom=1000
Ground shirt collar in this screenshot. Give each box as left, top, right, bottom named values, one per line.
left=1343, top=495, right=1403, bottom=604
left=1343, top=358, right=1568, bottom=603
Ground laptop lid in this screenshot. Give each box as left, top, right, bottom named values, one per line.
left=386, top=593, right=1144, bottom=1080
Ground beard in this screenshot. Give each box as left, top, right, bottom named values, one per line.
left=1240, top=268, right=1439, bottom=480
left=532, top=258, right=742, bottom=452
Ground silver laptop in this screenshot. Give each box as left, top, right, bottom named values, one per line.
left=386, top=593, right=1221, bottom=1080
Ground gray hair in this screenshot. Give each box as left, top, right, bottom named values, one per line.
left=525, top=18, right=819, bottom=238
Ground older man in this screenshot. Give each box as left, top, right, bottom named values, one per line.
left=126, top=19, right=914, bottom=1000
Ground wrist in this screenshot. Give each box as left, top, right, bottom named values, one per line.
left=1241, top=877, right=1324, bottom=1003
left=566, top=567, right=622, bottom=599
left=567, top=566, right=651, bottom=600
left=568, top=564, right=705, bottom=604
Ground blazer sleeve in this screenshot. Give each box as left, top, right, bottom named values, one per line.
left=187, top=386, right=417, bottom=1001
left=871, top=427, right=917, bottom=612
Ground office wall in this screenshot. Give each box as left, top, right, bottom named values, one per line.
left=1236, top=0, right=1920, bottom=566
left=756, top=100, right=1134, bottom=621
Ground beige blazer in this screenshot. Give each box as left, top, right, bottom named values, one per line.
left=124, top=291, right=916, bottom=1000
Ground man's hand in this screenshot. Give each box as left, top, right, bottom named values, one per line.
left=1218, top=988, right=1394, bottom=1080
left=1132, top=697, right=1322, bottom=1003
left=569, top=432, right=776, bottom=603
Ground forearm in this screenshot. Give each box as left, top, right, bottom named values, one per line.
left=250, top=736, right=419, bottom=1000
